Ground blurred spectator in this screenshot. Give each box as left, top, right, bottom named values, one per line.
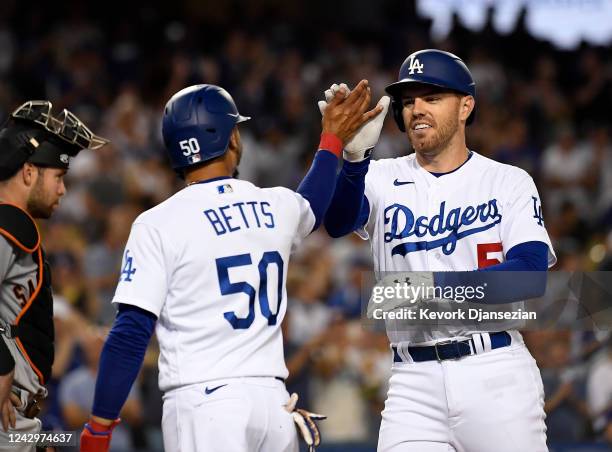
left=591, top=127, right=612, bottom=226
left=83, top=145, right=128, bottom=241
left=83, top=205, right=139, bottom=324
left=102, top=85, right=155, bottom=161
left=59, top=328, right=142, bottom=452
left=573, top=50, right=612, bottom=129
left=309, top=321, right=389, bottom=444
left=525, top=55, right=570, bottom=144
left=542, top=125, right=596, bottom=219
left=549, top=201, right=592, bottom=248
left=491, top=118, right=541, bottom=177
left=286, top=262, right=335, bottom=346
left=327, top=256, right=371, bottom=319
left=586, top=341, right=612, bottom=443
left=48, top=251, right=96, bottom=318
left=541, top=336, right=590, bottom=443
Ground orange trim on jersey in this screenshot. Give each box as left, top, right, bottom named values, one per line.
left=0, top=202, right=41, bottom=253
left=15, top=338, right=45, bottom=384
left=13, top=246, right=46, bottom=384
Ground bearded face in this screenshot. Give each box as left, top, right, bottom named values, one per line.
left=400, top=86, right=470, bottom=156
left=27, top=167, right=66, bottom=219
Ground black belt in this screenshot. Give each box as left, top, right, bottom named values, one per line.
left=392, top=331, right=512, bottom=363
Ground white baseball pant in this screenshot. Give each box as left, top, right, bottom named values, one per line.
left=378, top=336, right=548, bottom=452
left=162, top=376, right=298, bottom=452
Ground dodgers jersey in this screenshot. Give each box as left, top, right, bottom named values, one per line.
left=363, top=151, right=556, bottom=344
left=112, top=178, right=315, bottom=392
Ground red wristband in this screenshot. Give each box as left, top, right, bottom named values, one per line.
left=88, top=418, right=120, bottom=432
left=318, top=133, right=343, bottom=158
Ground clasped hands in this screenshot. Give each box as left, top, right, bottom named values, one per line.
left=319, top=81, right=390, bottom=161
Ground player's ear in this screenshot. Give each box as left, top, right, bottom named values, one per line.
left=229, top=130, right=236, bottom=149
left=226, top=127, right=238, bottom=152
left=22, top=162, right=38, bottom=187
left=459, top=95, right=474, bottom=122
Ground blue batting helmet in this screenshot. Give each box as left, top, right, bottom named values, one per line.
left=162, top=84, right=250, bottom=171
left=385, top=49, right=476, bottom=131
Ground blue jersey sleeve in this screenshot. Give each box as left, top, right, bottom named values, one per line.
left=324, top=159, right=371, bottom=237
left=433, top=241, right=548, bottom=304
left=91, top=304, right=156, bottom=420
left=296, top=150, right=339, bottom=231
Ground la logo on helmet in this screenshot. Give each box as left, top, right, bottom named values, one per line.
left=408, top=56, right=424, bottom=75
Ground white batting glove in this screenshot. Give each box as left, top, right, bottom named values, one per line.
left=366, top=272, right=435, bottom=319
left=317, top=83, right=350, bottom=113
left=285, top=393, right=326, bottom=452
left=318, top=83, right=390, bottom=162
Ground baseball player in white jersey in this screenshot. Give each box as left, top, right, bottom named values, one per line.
left=79, top=82, right=385, bottom=452
left=322, top=50, right=557, bottom=451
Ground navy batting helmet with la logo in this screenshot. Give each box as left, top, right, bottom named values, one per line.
left=385, top=49, right=476, bottom=131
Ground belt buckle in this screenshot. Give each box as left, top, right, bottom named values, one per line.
left=434, top=340, right=455, bottom=362
left=24, top=398, right=41, bottom=419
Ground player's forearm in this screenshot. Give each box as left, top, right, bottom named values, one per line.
left=296, top=133, right=342, bottom=231
left=434, top=241, right=549, bottom=304
left=91, top=304, right=156, bottom=421
left=323, top=158, right=370, bottom=237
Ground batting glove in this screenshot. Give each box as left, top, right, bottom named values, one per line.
left=80, top=418, right=120, bottom=452
left=318, top=83, right=390, bottom=162
left=285, top=392, right=326, bottom=452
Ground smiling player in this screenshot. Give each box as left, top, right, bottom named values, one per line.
left=323, top=49, right=556, bottom=452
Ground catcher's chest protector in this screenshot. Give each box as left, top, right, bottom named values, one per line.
left=0, top=203, right=54, bottom=384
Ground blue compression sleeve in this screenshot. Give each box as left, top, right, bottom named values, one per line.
left=91, top=304, right=156, bottom=420
left=297, top=150, right=339, bottom=231
left=324, top=159, right=371, bottom=237
left=434, top=241, right=549, bottom=304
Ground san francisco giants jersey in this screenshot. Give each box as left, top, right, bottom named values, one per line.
left=112, top=177, right=315, bottom=392
left=363, top=151, right=556, bottom=343
left=0, top=238, right=46, bottom=397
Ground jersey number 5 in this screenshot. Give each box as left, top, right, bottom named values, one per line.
left=216, top=252, right=284, bottom=329
left=477, top=242, right=503, bottom=269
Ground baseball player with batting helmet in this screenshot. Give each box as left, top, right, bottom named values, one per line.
left=78, top=81, right=384, bottom=452
left=0, top=100, right=107, bottom=451
left=322, top=49, right=556, bottom=451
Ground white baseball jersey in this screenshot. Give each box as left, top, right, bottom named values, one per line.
left=363, top=151, right=557, bottom=343
left=112, top=177, right=315, bottom=392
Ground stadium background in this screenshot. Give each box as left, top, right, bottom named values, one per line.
left=0, top=0, right=611, bottom=451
